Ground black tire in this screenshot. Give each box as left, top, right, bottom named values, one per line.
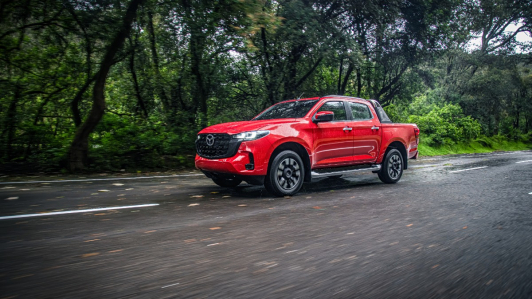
left=378, top=148, right=403, bottom=184
left=212, top=177, right=242, bottom=188
left=265, top=150, right=305, bottom=196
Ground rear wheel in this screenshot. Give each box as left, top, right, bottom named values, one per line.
left=212, top=177, right=242, bottom=188
left=265, top=150, right=305, bottom=196
left=378, top=149, right=403, bottom=184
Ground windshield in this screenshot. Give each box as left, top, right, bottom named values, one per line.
left=253, top=100, right=319, bottom=120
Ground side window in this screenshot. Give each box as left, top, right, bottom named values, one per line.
left=349, top=102, right=373, bottom=121
left=317, top=101, right=347, bottom=121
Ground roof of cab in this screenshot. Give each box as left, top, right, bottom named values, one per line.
left=322, top=95, right=370, bottom=102
left=278, top=97, right=320, bottom=103
left=278, top=95, right=374, bottom=104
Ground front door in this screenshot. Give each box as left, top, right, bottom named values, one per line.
left=312, top=101, right=353, bottom=168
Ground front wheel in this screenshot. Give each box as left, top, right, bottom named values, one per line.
left=212, top=177, right=242, bottom=188
left=265, top=150, right=305, bottom=196
left=378, top=149, right=403, bottom=184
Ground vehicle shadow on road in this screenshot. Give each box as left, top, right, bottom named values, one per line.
left=301, top=176, right=381, bottom=194
left=184, top=175, right=382, bottom=200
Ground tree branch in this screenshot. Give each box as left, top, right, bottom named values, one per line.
left=295, top=56, right=323, bottom=88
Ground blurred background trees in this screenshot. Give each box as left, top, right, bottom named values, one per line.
left=1, top=0, right=531, bottom=172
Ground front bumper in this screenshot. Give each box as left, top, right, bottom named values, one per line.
left=195, top=137, right=272, bottom=177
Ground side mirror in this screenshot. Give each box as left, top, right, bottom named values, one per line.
left=313, top=111, right=334, bottom=123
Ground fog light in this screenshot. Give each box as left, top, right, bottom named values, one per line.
left=245, top=152, right=254, bottom=170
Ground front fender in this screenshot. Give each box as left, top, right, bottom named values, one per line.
left=266, top=136, right=313, bottom=163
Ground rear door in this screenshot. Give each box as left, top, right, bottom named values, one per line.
left=346, top=101, right=381, bottom=163
left=312, top=101, right=353, bottom=168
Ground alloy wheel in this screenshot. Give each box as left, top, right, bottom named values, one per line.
left=276, top=157, right=301, bottom=191
left=387, top=153, right=402, bottom=180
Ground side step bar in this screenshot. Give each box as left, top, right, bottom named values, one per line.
left=311, top=165, right=381, bottom=179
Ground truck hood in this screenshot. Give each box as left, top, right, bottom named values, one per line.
left=199, top=119, right=298, bottom=135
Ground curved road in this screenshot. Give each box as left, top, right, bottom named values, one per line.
left=1, top=151, right=532, bottom=298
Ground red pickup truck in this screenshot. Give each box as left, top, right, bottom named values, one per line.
left=195, top=96, right=419, bottom=196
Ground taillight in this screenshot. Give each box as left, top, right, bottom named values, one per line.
left=414, top=127, right=420, bottom=137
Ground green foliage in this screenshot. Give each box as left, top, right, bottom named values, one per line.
left=418, top=134, right=532, bottom=156
left=1, top=0, right=531, bottom=172
left=386, top=95, right=482, bottom=147
left=409, top=104, right=482, bottom=146
left=88, top=114, right=196, bottom=170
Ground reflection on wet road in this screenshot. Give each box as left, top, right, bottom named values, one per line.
left=1, top=150, right=531, bottom=298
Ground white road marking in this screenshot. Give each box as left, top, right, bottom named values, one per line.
left=529, top=192, right=532, bottom=195
left=516, top=160, right=532, bottom=164
left=161, top=283, right=180, bottom=289
left=0, top=174, right=203, bottom=185
left=449, top=166, right=488, bottom=173
left=410, top=164, right=445, bottom=169
left=0, top=203, right=159, bottom=220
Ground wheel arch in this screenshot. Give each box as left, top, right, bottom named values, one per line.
left=384, top=141, right=408, bottom=170
left=268, top=142, right=312, bottom=182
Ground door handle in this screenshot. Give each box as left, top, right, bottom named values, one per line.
left=371, top=126, right=380, bottom=130
left=343, top=127, right=352, bottom=131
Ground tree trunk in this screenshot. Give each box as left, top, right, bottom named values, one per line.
left=2, top=86, right=20, bottom=160
left=260, top=27, right=275, bottom=106
left=65, top=0, right=93, bottom=127
left=68, top=0, right=145, bottom=171
left=147, top=10, right=170, bottom=111
left=71, top=74, right=96, bottom=127
left=190, top=28, right=208, bottom=127
left=356, top=68, right=362, bottom=97
left=337, top=57, right=344, bottom=95
left=340, top=63, right=354, bottom=95
left=128, top=38, right=148, bottom=118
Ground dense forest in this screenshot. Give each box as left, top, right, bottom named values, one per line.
left=1, top=0, right=531, bottom=172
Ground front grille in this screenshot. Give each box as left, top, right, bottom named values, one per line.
left=196, top=134, right=240, bottom=159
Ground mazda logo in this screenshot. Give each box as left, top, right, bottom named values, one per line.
left=206, top=134, right=215, bottom=146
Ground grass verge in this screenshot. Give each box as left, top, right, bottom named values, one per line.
left=418, top=135, right=532, bottom=156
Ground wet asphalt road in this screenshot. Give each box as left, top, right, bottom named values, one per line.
left=1, top=151, right=532, bottom=299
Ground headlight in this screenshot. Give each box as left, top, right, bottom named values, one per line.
left=197, top=135, right=201, bottom=140
left=232, top=130, right=270, bottom=141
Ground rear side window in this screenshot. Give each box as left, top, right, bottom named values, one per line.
left=317, top=101, right=347, bottom=121
left=369, top=100, right=392, bottom=123
left=349, top=102, right=373, bottom=121
left=375, top=107, right=392, bottom=123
